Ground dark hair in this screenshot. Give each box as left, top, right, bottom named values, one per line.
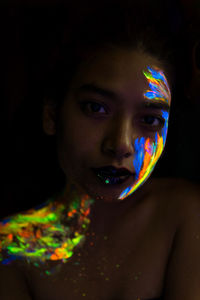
left=42, top=0, right=184, bottom=112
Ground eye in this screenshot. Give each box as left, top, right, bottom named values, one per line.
left=80, top=101, right=109, bottom=115
left=140, top=115, right=165, bottom=129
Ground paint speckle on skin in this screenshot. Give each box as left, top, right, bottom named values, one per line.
left=105, top=277, right=110, bottom=281
left=45, top=270, right=51, bottom=275
left=130, top=271, right=142, bottom=281
left=73, top=279, right=77, bottom=283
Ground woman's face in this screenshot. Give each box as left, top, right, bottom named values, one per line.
left=44, top=47, right=171, bottom=203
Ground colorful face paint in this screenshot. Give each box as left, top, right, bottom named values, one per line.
left=0, top=193, right=94, bottom=275
left=143, top=66, right=171, bottom=104
left=117, top=66, right=170, bottom=200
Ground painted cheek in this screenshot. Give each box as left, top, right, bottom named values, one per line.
left=118, top=126, right=168, bottom=200
left=133, top=134, right=163, bottom=183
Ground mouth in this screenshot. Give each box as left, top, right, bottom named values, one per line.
left=91, top=167, right=134, bottom=186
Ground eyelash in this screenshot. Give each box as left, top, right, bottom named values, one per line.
left=80, top=100, right=165, bottom=129
left=80, top=100, right=110, bottom=115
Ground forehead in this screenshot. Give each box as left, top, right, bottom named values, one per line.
left=69, top=47, right=171, bottom=104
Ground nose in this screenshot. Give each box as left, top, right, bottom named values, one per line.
left=102, top=116, right=135, bottom=160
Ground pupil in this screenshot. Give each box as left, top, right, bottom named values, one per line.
left=91, top=103, right=100, bottom=112
left=145, top=116, right=155, bottom=124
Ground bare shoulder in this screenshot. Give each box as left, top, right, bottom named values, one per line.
left=0, top=257, right=32, bottom=299
left=154, top=178, right=200, bottom=299
left=158, top=177, right=200, bottom=205
left=151, top=176, right=199, bottom=191
left=0, top=213, right=30, bottom=293
left=150, top=176, right=199, bottom=199
left=151, top=176, right=200, bottom=222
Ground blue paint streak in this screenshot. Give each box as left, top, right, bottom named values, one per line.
left=149, top=82, right=160, bottom=91
left=0, top=218, right=11, bottom=225
left=148, top=67, right=165, bottom=81
left=161, top=111, right=169, bottom=144
left=133, top=137, right=145, bottom=180
left=122, top=186, right=132, bottom=195
left=162, top=111, right=169, bottom=121
left=1, top=255, right=18, bottom=265
left=144, top=91, right=156, bottom=99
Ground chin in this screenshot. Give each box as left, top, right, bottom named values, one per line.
left=81, top=182, right=130, bottom=203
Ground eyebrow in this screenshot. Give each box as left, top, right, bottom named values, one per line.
left=76, top=83, right=119, bottom=101
left=76, top=83, right=170, bottom=112
left=141, top=101, right=170, bottom=112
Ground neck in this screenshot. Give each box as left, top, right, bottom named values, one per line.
left=55, top=179, right=152, bottom=234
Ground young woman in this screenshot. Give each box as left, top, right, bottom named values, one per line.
left=1, top=1, right=200, bottom=299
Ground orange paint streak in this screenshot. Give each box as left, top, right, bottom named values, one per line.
left=154, top=134, right=163, bottom=161
left=84, top=208, right=90, bottom=217
left=68, top=209, right=77, bottom=217
left=139, top=151, right=152, bottom=179
left=36, top=229, right=42, bottom=239
left=50, top=253, right=59, bottom=260
left=20, top=230, right=34, bottom=238
left=7, top=233, right=13, bottom=241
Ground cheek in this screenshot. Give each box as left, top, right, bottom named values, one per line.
left=56, top=119, right=99, bottom=175
left=133, top=132, right=165, bottom=180
left=119, top=133, right=166, bottom=200
left=60, top=104, right=101, bottom=153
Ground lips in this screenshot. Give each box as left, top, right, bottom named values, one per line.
left=92, top=167, right=133, bottom=186
left=92, top=165, right=133, bottom=177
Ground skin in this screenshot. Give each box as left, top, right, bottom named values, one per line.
left=43, top=47, right=171, bottom=232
